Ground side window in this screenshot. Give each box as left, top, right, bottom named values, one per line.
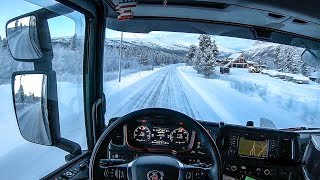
left=48, top=14, right=87, bottom=149
left=0, top=1, right=86, bottom=179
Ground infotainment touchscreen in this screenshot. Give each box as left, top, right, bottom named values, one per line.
left=238, top=137, right=268, bottom=158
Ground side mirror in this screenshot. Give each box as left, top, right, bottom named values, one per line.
left=301, top=49, right=320, bottom=68
left=6, top=16, right=43, bottom=60
left=6, top=14, right=53, bottom=62
left=12, top=72, right=52, bottom=145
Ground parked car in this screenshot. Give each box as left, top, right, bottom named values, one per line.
left=248, top=66, right=261, bottom=73
left=220, top=66, right=230, bottom=74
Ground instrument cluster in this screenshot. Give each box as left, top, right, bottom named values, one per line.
left=125, top=119, right=195, bottom=152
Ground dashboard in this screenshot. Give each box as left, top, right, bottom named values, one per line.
left=43, top=116, right=305, bottom=180
left=108, top=117, right=303, bottom=179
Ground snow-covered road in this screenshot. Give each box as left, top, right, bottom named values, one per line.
left=7, top=27, right=42, bottom=59
left=16, top=103, right=51, bottom=145
left=106, top=64, right=202, bottom=119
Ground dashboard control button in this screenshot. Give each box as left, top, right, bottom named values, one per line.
left=256, top=168, right=261, bottom=172
left=79, top=163, right=87, bottom=170
left=231, top=165, right=237, bottom=172
left=264, top=169, right=271, bottom=175
left=54, top=177, right=67, bottom=180
left=61, top=171, right=74, bottom=178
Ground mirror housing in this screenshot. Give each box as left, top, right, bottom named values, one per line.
left=12, top=72, right=53, bottom=145
left=6, top=14, right=53, bottom=62
left=301, top=49, right=320, bottom=68
left=12, top=71, right=82, bottom=157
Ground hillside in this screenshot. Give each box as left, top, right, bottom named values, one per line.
left=243, top=41, right=315, bottom=76
left=0, top=37, right=188, bottom=84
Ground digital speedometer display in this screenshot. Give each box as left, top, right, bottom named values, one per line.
left=127, top=122, right=195, bottom=152
left=150, top=127, right=171, bottom=145
left=170, top=127, right=189, bottom=145
left=133, top=125, right=151, bottom=143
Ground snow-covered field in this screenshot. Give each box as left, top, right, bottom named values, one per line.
left=0, top=64, right=320, bottom=179
left=179, top=66, right=320, bottom=128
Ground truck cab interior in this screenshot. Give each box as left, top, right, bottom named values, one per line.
left=2, top=0, right=320, bottom=179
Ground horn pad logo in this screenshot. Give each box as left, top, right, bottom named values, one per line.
left=147, top=170, right=164, bottom=180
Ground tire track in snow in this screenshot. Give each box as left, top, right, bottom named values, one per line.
left=106, top=65, right=202, bottom=120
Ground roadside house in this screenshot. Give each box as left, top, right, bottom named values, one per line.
left=223, top=52, right=248, bottom=68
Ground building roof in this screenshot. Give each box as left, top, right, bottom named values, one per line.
left=247, top=61, right=258, bottom=64
left=227, top=52, right=243, bottom=60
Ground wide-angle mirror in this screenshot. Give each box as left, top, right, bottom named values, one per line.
left=6, top=16, right=43, bottom=60
left=12, top=73, right=52, bottom=145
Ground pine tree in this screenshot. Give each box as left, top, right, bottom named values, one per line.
left=301, top=62, right=310, bottom=76
left=186, top=45, right=197, bottom=66
left=212, top=39, right=219, bottom=56
left=274, top=45, right=281, bottom=70
left=16, top=84, right=25, bottom=103
left=70, top=34, right=78, bottom=50
left=2, top=38, right=7, bottom=49
left=194, top=34, right=219, bottom=78
left=139, top=51, right=149, bottom=65
left=290, top=51, right=300, bottom=74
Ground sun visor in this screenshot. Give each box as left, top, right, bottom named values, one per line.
left=106, top=17, right=320, bottom=51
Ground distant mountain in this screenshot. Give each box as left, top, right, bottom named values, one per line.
left=107, top=33, right=236, bottom=58
left=105, top=39, right=187, bottom=57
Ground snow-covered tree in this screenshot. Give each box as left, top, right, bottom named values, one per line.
left=186, top=45, right=197, bottom=66
left=2, top=38, right=7, bottom=49
left=194, top=34, right=219, bottom=78
left=139, top=51, right=149, bottom=65
left=70, top=34, right=78, bottom=50
left=273, top=45, right=281, bottom=70
left=290, top=52, right=301, bottom=74
left=301, top=62, right=310, bottom=76
left=15, top=83, right=25, bottom=103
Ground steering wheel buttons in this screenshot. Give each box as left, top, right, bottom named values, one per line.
left=186, top=171, right=193, bottom=179
left=193, top=169, right=206, bottom=180
left=104, top=167, right=116, bottom=178
left=104, top=167, right=127, bottom=179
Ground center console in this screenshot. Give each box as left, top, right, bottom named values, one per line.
left=221, top=124, right=302, bottom=180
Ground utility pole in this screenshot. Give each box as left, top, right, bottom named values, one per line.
left=119, top=32, right=123, bottom=82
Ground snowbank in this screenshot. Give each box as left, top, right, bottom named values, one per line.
left=179, top=67, right=320, bottom=128
left=104, top=67, right=163, bottom=96
left=0, top=85, right=26, bottom=156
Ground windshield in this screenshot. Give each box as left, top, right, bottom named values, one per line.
left=104, top=29, right=320, bottom=129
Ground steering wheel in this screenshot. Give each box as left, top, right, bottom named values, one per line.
left=89, top=108, right=222, bottom=180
